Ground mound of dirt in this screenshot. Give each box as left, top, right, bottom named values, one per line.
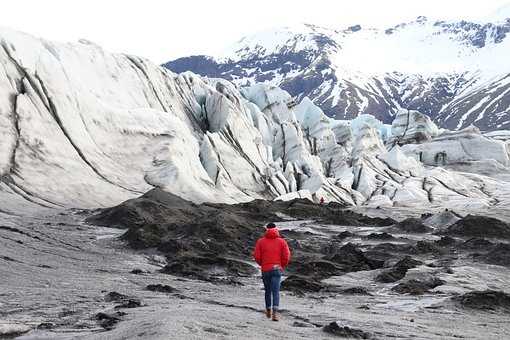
left=454, top=290, right=510, bottom=311
left=322, top=211, right=395, bottom=227
left=392, top=277, right=445, bottom=295
left=326, top=243, right=384, bottom=272
left=376, top=256, right=422, bottom=283
left=161, top=254, right=257, bottom=281
left=484, top=243, right=510, bottom=266
left=460, top=238, right=494, bottom=250
left=288, top=258, right=344, bottom=278
left=281, top=275, right=325, bottom=293
left=85, top=189, right=410, bottom=283
left=95, top=311, right=126, bottom=330
left=414, top=240, right=443, bottom=254
left=442, top=215, right=510, bottom=239
left=392, top=218, right=433, bottom=234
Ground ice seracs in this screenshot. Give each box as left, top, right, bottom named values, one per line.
left=390, top=109, right=440, bottom=145
left=400, top=126, right=510, bottom=167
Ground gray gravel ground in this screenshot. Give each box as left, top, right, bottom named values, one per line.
left=1, top=209, right=509, bottom=340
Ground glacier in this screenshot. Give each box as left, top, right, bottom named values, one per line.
left=1, top=27, right=510, bottom=215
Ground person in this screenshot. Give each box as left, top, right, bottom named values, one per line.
left=253, top=222, right=291, bottom=321
left=319, top=197, right=325, bottom=205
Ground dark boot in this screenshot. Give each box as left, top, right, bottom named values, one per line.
left=265, top=308, right=271, bottom=319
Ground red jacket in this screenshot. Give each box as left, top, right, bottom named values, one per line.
left=253, top=228, right=291, bottom=272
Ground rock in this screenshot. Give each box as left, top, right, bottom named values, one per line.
left=105, top=291, right=129, bottom=303
left=485, top=243, right=510, bottom=266
left=335, top=231, right=355, bottom=240
left=376, top=256, right=422, bottom=283
left=115, top=299, right=142, bottom=309
left=95, top=311, right=125, bottom=330
left=435, top=236, right=457, bottom=247
left=365, top=232, right=395, bottom=240
left=323, top=321, right=373, bottom=339
left=393, top=218, right=433, bottom=233
left=37, top=322, right=55, bottom=330
left=130, top=268, right=146, bottom=274
left=370, top=242, right=416, bottom=254
left=415, top=240, right=442, bottom=254
left=161, top=255, right=257, bottom=281
left=292, top=321, right=315, bottom=328
left=460, top=238, right=494, bottom=249
left=340, top=287, right=371, bottom=295
left=321, top=210, right=396, bottom=227
left=105, top=291, right=141, bottom=309
left=326, top=243, right=384, bottom=272
left=454, top=290, right=510, bottom=311
left=376, top=266, right=408, bottom=283
left=442, top=215, right=510, bottom=239
left=289, top=259, right=344, bottom=278
left=281, top=275, right=325, bottom=293
left=395, top=256, right=423, bottom=269
left=392, top=277, right=445, bottom=295
left=146, top=284, right=178, bottom=294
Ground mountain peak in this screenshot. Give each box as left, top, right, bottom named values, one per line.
left=164, top=16, right=510, bottom=131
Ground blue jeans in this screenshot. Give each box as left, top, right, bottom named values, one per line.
left=262, top=269, right=282, bottom=310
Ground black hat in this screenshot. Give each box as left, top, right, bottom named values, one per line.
left=266, top=222, right=276, bottom=229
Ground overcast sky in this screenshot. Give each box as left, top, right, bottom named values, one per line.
left=1, top=0, right=509, bottom=63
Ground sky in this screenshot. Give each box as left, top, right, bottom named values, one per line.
left=1, top=0, right=509, bottom=63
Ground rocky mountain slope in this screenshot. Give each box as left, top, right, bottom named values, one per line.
left=1, top=27, right=510, bottom=215
left=165, top=17, right=510, bottom=131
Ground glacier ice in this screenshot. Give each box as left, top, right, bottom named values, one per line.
left=1, top=27, right=510, bottom=214
left=390, top=109, right=440, bottom=145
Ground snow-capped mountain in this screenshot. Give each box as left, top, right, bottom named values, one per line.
left=164, top=17, right=510, bottom=131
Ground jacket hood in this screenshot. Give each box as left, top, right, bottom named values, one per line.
left=264, top=228, right=280, bottom=239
